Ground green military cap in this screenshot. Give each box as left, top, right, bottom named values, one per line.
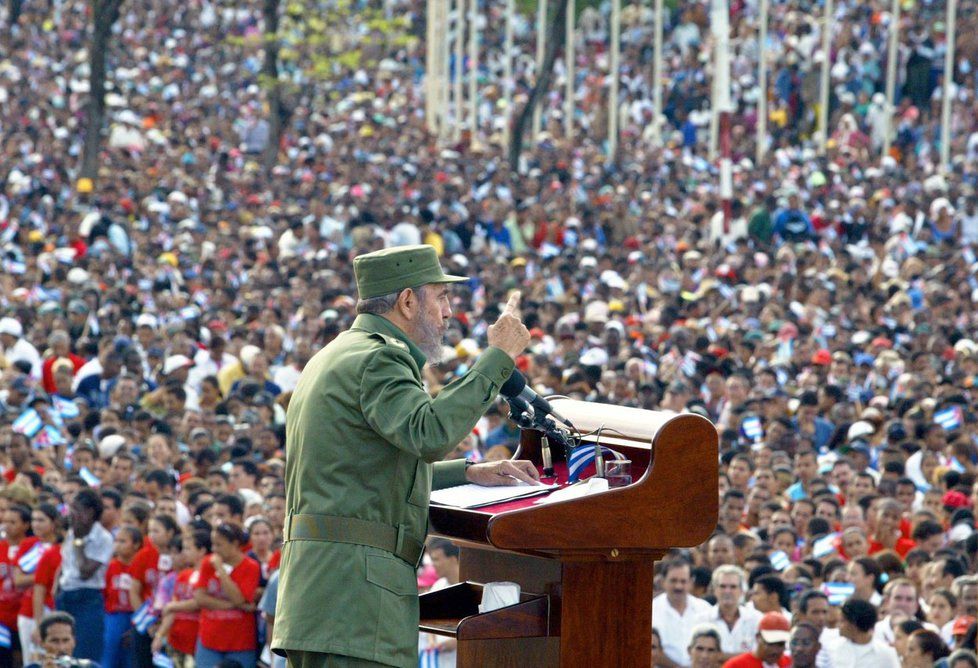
left=353, top=245, right=467, bottom=299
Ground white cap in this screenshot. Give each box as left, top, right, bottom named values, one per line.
left=66, top=267, right=89, bottom=284
left=98, top=434, right=127, bottom=459
left=239, top=345, right=262, bottom=370
left=135, top=313, right=158, bottom=329
left=847, top=420, right=875, bottom=441
left=163, top=355, right=194, bottom=375
left=0, top=317, right=22, bottom=338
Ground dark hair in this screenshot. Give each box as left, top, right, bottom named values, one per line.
left=232, top=458, right=259, bottom=479
left=123, top=502, right=151, bottom=528
left=207, top=467, right=229, bottom=482
left=74, top=488, right=103, bottom=521
left=797, top=589, right=828, bottom=614
left=897, top=619, right=925, bottom=636
left=841, top=598, right=878, bottom=633
left=100, top=488, right=123, bottom=510
left=755, top=574, right=789, bottom=610
left=191, top=530, right=212, bottom=553
left=7, top=503, right=32, bottom=530
left=910, top=629, right=950, bottom=661
left=913, top=519, right=945, bottom=544
left=853, top=556, right=883, bottom=592
left=427, top=538, right=459, bottom=559
left=214, top=522, right=246, bottom=545
left=216, top=493, right=245, bottom=519
left=118, top=525, right=143, bottom=549
left=143, top=469, right=175, bottom=490
left=150, top=514, right=180, bottom=539
left=39, top=611, right=75, bottom=640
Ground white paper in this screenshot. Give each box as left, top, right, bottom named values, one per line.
left=534, top=477, right=609, bottom=505
left=479, top=581, right=521, bottom=613
left=429, top=482, right=558, bottom=509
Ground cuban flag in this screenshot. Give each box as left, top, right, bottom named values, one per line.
left=132, top=600, right=158, bottom=635
left=34, top=426, right=66, bottom=449
left=78, top=467, right=100, bottom=488
left=152, top=653, right=174, bottom=668
left=740, top=415, right=764, bottom=443
left=769, top=550, right=791, bottom=571
left=821, top=582, right=855, bottom=606
left=419, top=649, right=440, bottom=668
left=812, top=533, right=839, bottom=559
left=52, top=396, right=80, bottom=419
left=17, top=543, right=44, bottom=574
left=0, top=624, right=11, bottom=649
left=935, top=406, right=964, bottom=432
left=566, top=445, right=627, bottom=483
left=681, top=351, right=701, bottom=377
left=12, top=409, right=42, bottom=437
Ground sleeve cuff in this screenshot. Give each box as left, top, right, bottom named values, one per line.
left=432, top=458, right=469, bottom=489
left=470, top=346, right=516, bottom=389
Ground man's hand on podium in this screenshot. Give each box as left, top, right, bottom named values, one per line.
left=465, top=460, right=540, bottom=486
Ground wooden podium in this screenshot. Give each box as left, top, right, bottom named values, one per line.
left=421, top=400, right=719, bottom=667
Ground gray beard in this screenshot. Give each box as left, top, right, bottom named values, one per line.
left=416, top=313, right=444, bottom=362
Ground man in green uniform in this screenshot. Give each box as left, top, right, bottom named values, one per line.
left=272, top=245, right=537, bottom=668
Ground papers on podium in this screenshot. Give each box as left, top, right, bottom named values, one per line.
left=429, top=481, right=559, bottom=509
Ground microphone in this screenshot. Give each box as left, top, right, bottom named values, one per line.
left=500, top=370, right=573, bottom=428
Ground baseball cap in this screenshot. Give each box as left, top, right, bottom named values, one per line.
left=162, top=355, right=194, bottom=375
left=953, top=616, right=976, bottom=636
left=758, top=612, right=791, bottom=643
left=0, top=317, right=23, bottom=338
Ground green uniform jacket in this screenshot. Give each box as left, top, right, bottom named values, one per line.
left=272, top=313, right=514, bottom=667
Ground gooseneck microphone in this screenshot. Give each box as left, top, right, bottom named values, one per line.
left=499, top=370, right=573, bottom=429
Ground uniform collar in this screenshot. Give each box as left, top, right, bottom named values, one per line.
left=352, top=313, right=427, bottom=369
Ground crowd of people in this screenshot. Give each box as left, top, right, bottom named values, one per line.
left=3, top=0, right=978, bottom=665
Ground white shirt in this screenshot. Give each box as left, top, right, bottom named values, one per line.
left=826, top=637, right=900, bottom=668
left=272, top=364, right=303, bottom=394
left=59, top=524, right=114, bottom=591
left=652, top=593, right=711, bottom=666
left=706, top=604, right=760, bottom=655
left=188, top=350, right=238, bottom=392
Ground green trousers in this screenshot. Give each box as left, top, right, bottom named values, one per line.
left=285, top=650, right=397, bottom=668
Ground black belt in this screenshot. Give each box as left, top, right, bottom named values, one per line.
left=283, top=513, right=424, bottom=566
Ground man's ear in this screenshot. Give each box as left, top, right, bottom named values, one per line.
left=395, top=288, right=418, bottom=321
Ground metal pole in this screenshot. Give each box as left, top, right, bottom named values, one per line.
left=817, top=0, right=833, bottom=153
left=565, top=0, right=575, bottom=141
left=756, top=0, right=769, bottom=164
left=652, top=0, right=664, bottom=134
left=425, top=0, right=437, bottom=134
left=713, top=0, right=733, bottom=232
left=532, top=0, right=548, bottom=141
left=439, top=0, right=452, bottom=143
left=608, top=0, right=620, bottom=159
left=882, top=0, right=900, bottom=160
left=467, top=0, right=479, bottom=144
left=503, top=0, right=514, bottom=149
left=453, top=0, right=464, bottom=142
left=941, top=0, right=957, bottom=173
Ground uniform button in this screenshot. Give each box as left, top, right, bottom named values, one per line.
left=500, top=369, right=508, bottom=379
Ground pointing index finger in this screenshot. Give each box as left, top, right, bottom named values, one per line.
left=503, top=291, right=522, bottom=316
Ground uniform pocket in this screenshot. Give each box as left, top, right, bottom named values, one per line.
left=365, top=552, right=416, bottom=596
left=407, top=459, right=430, bottom=508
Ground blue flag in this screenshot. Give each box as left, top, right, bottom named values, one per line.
left=132, top=600, right=158, bottom=635
left=566, top=445, right=627, bottom=483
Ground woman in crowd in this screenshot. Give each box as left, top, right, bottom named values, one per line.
left=130, top=513, right=180, bottom=667
left=193, top=523, right=260, bottom=668
left=18, top=504, right=60, bottom=661
left=244, top=517, right=275, bottom=581
left=904, top=629, right=950, bottom=667
left=0, top=503, right=38, bottom=667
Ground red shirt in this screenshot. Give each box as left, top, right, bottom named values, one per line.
left=722, top=653, right=790, bottom=668
left=267, top=549, right=281, bottom=573
left=18, top=542, right=51, bottom=618
left=104, top=559, right=136, bottom=613
left=0, top=537, right=38, bottom=629
left=33, top=545, right=61, bottom=611
left=131, top=543, right=160, bottom=603
left=194, top=556, right=260, bottom=652
left=869, top=537, right=916, bottom=559
left=168, top=568, right=200, bottom=655
left=41, top=354, right=85, bottom=394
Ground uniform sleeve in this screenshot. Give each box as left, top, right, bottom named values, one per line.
left=360, top=346, right=514, bottom=462
left=432, top=459, right=468, bottom=490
